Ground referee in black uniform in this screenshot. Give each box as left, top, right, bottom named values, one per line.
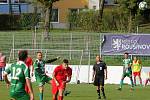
left=92, top=55, right=107, bottom=99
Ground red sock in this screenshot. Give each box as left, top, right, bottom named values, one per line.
left=140, top=80, right=142, bottom=85
left=58, top=96, right=63, bottom=100
left=145, top=79, right=149, bottom=86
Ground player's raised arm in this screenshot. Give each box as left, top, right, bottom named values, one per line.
left=45, top=56, right=60, bottom=63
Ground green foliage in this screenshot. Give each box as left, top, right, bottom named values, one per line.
left=118, top=0, right=150, bottom=32
left=0, top=15, right=20, bottom=30
left=68, top=6, right=150, bottom=32
left=76, top=10, right=99, bottom=32
left=0, top=13, right=41, bottom=30
left=37, top=0, right=59, bottom=7
left=19, top=13, right=33, bottom=29
left=68, top=9, right=129, bottom=32
left=102, top=8, right=128, bottom=31
left=19, top=13, right=40, bottom=29
left=118, top=0, right=137, bottom=11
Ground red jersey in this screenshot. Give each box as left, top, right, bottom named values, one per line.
left=54, top=64, right=72, bottom=82
left=25, top=57, right=33, bottom=67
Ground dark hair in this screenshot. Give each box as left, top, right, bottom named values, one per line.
left=63, top=59, right=69, bottom=64
left=37, top=51, right=42, bottom=54
left=124, top=52, right=129, bottom=55
left=18, top=50, right=28, bottom=61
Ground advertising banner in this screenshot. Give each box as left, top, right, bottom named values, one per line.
left=102, top=34, right=150, bottom=55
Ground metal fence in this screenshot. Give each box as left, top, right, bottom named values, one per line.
left=1, top=31, right=150, bottom=66
left=0, top=31, right=101, bottom=65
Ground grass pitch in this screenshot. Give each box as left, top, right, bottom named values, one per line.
left=0, top=82, right=150, bottom=100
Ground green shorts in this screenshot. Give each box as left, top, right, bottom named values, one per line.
left=11, top=93, right=30, bottom=100
left=36, top=75, right=52, bottom=86
left=123, top=71, right=132, bottom=77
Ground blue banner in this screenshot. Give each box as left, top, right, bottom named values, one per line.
left=102, top=34, right=150, bottom=55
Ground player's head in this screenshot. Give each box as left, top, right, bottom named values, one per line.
left=18, top=50, right=28, bottom=61
left=124, top=52, right=129, bottom=59
left=37, top=51, right=43, bottom=60
left=62, top=59, right=69, bottom=68
left=133, top=56, right=137, bottom=61
left=96, top=55, right=101, bottom=62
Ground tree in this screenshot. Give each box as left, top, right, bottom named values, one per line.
left=37, top=0, right=59, bottom=40
left=119, top=0, right=139, bottom=32
left=98, top=0, right=105, bottom=32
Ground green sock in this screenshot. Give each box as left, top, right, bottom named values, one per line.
left=120, top=80, right=123, bottom=88
left=130, top=79, right=134, bottom=87
left=39, top=92, right=43, bottom=100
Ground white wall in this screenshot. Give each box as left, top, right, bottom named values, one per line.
left=4, top=64, right=150, bottom=85
left=88, top=0, right=115, bottom=10
left=88, top=0, right=99, bottom=10
left=45, top=65, right=150, bottom=85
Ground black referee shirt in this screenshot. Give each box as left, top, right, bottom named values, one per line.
left=93, top=61, right=107, bottom=77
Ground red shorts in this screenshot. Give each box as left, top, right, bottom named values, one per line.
left=51, top=79, right=66, bottom=94
left=133, top=72, right=141, bottom=77
left=25, top=83, right=30, bottom=94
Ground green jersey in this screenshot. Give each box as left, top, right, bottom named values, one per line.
left=33, top=58, right=58, bottom=77
left=33, top=58, right=57, bottom=86
left=4, top=61, right=30, bottom=98
left=33, top=59, right=46, bottom=77
left=123, top=59, right=132, bottom=73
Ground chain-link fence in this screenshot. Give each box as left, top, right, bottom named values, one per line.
left=0, top=31, right=101, bottom=65
left=1, top=31, right=150, bottom=66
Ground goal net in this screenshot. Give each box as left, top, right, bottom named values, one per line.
left=8, top=49, right=90, bottom=83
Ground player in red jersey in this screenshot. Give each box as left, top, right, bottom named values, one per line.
left=25, top=55, right=34, bottom=94
left=51, top=59, right=72, bottom=100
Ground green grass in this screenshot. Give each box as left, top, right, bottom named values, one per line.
left=0, top=82, right=150, bottom=100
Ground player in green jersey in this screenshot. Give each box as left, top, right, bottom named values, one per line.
left=33, top=51, right=60, bottom=100
left=3, top=50, right=34, bottom=100
left=118, top=52, right=134, bottom=91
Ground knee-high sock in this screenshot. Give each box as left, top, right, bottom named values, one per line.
left=139, top=77, right=142, bottom=85
left=39, top=92, right=43, bottom=100
left=101, top=87, right=106, bottom=97
left=134, top=77, right=136, bottom=85
left=130, top=78, right=134, bottom=87
left=120, top=80, right=123, bottom=88
left=145, top=79, right=149, bottom=86
left=52, top=96, right=57, bottom=100
left=97, top=89, right=100, bottom=97
left=58, top=96, right=63, bottom=100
